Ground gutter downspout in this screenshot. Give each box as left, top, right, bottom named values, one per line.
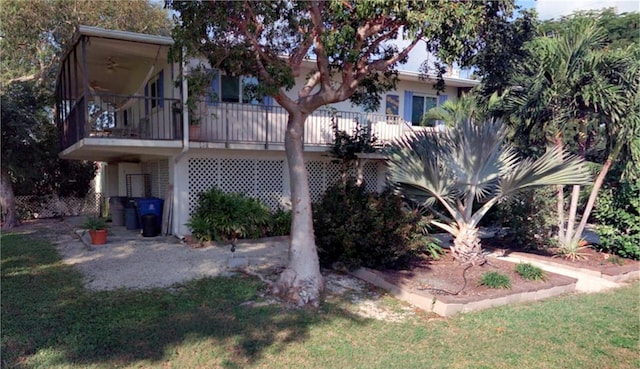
left=173, top=47, right=190, bottom=240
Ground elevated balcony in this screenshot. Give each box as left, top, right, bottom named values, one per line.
left=58, top=92, right=183, bottom=162
left=187, top=100, right=419, bottom=151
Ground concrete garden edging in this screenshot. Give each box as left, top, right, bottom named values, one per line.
left=350, top=259, right=578, bottom=317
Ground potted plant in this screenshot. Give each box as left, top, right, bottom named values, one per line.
left=82, top=216, right=109, bottom=245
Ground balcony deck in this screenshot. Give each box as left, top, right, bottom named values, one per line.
left=59, top=93, right=422, bottom=159
left=188, top=100, right=417, bottom=149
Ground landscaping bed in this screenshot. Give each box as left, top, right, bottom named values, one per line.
left=481, top=237, right=640, bottom=282
left=353, top=250, right=577, bottom=317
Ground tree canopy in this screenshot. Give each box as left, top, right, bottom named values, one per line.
left=168, top=0, right=518, bottom=306
left=0, top=0, right=173, bottom=228
left=0, top=0, right=172, bottom=88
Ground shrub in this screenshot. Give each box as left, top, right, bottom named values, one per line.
left=485, top=187, right=557, bottom=250
left=593, top=181, right=640, bottom=260
left=187, top=188, right=271, bottom=244
left=268, top=208, right=292, bottom=237
left=478, top=271, right=511, bottom=289
left=313, top=180, right=441, bottom=271
left=515, top=263, right=546, bottom=281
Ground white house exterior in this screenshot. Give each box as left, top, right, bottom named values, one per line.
left=55, top=25, right=479, bottom=237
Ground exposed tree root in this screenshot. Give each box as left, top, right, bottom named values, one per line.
left=271, top=268, right=324, bottom=308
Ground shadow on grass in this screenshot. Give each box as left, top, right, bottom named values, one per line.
left=1, top=232, right=371, bottom=369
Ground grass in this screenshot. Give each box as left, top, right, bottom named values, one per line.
left=478, top=271, right=512, bottom=289
left=516, top=263, right=547, bottom=281
left=2, top=232, right=639, bottom=369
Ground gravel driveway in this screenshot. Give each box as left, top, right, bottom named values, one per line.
left=20, top=217, right=289, bottom=291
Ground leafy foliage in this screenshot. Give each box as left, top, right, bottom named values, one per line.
left=0, top=0, right=171, bottom=87
left=329, top=119, right=380, bottom=163
left=313, top=180, right=441, bottom=270
left=594, top=181, right=640, bottom=260
left=268, top=208, right=292, bottom=238
left=169, top=1, right=516, bottom=110
left=1, top=82, right=97, bottom=198
left=478, top=271, right=511, bottom=289
left=515, top=263, right=546, bottom=281
left=81, top=216, right=108, bottom=231
left=388, top=118, right=591, bottom=264
left=187, top=188, right=272, bottom=244
left=539, top=8, right=640, bottom=51
left=487, top=187, right=558, bottom=250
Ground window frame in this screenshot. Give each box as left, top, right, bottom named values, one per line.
left=410, top=93, right=438, bottom=126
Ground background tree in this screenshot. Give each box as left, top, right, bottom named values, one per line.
left=0, top=0, right=172, bottom=228
left=470, top=5, right=538, bottom=105
left=168, top=0, right=517, bottom=306
left=501, top=17, right=639, bottom=253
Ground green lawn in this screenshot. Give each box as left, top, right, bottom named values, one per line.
left=2, top=232, right=639, bottom=369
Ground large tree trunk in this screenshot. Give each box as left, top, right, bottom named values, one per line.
left=1, top=167, right=20, bottom=229
left=451, top=225, right=485, bottom=266
left=272, top=112, right=324, bottom=307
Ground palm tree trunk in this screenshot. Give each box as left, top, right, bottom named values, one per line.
left=451, top=225, right=485, bottom=266
left=570, top=142, right=622, bottom=246
left=556, top=185, right=565, bottom=242
left=564, top=185, right=581, bottom=246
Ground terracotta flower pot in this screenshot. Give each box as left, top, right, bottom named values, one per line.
left=189, top=125, right=201, bottom=141
left=89, top=229, right=108, bottom=245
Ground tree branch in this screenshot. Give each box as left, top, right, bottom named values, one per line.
left=299, top=71, right=321, bottom=98
left=309, top=0, right=332, bottom=93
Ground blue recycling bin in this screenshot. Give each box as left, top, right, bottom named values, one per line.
left=136, top=197, right=164, bottom=230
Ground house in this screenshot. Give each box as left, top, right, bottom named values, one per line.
left=55, top=25, right=479, bottom=237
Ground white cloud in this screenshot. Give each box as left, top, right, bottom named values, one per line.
left=536, top=0, right=639, bottom=20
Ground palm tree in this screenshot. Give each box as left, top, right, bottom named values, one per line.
left=388, top=118, right=592, bottom=266
left=502, top=18, right=640, bottom=251
left=420, top=92, right=502, bottom=128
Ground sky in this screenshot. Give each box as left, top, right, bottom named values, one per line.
left=398, top=0, right=639, bottom=73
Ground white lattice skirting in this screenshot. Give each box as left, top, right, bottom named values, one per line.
left=187, top=157, right=379, bottom=214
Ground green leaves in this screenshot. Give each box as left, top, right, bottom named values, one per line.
left=388, top=118, right=592, bottom=232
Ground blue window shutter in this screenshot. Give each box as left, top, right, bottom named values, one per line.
left=158, top=70, right=164, bottom=108
left=144, top=83, right=149, bottom=115
left=403, top=90, right=413, bottom=122
left=262, top=95, right=273, bottom=110
left=438, top=94, right=448, bottom=105
left=207, top=70, right=220, bottom=106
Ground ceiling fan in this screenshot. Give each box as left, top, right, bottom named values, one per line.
left=105, top=57, right=130, bottom=73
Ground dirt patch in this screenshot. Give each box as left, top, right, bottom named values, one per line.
left=372, top=250, right=575, bottom=304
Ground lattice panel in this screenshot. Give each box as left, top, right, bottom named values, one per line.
left=306, top=160, right=380, bottom=202
left=220, top=159, right=254, bottom=195
left=255, top=160, right=285, bottom=209
left=188, top=158, right=219, bottom=214
left=188, top=157, right=284, bottom=214
left=363, top=161, right=378, bottom=192
left=325, top=161, right=343, bottom=186
left=306, top=161, right=326, bottom=202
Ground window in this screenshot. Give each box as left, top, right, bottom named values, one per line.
left=385, top=94, right=399, bottom=116
left=146, top=70, right=164, bottom=111
left=410, top=95, right=437, bottom=126
left=211, top=72, right=261, bottom=105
